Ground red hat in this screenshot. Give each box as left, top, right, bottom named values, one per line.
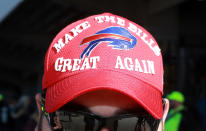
left=42, top=13, right=164, bottom=119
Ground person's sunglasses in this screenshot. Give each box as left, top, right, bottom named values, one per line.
left=40, top=94, right=165, bottom=131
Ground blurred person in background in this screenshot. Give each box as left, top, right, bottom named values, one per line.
left=35, top=13, right=170, bottom=131
left=197, top=89, right=206, bottom=131
left=165, top=91, right=185, bottom=131
left=0, top=93, right=11, bottom=131
left=10, top=95, right=35, bottom=131
left=6, top=89, right=36, bottom=131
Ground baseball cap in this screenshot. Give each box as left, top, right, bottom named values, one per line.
left=167, top=91, right=185, bottom=103
left=42, top=13, right=164, bottom=119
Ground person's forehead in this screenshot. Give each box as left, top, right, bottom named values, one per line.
left=63, top=90, right=145, bottom=116
left=59, top=102, right=148, bottom=119
left=71, top=90, right=141, bottom=108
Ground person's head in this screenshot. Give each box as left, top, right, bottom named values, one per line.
left=36, top=13, right=169, bottom=131
left=167, top=91, right=184, bottom=109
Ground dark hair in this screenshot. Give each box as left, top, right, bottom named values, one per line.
left=38, top=112, right=44, bottom=131
left=135, top=116, right=160, bottom=131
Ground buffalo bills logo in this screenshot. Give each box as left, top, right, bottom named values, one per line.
left=80, top=27, right=137, bottom=59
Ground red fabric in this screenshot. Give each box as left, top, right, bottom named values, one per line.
left=42, top=13, right=164, bottom=119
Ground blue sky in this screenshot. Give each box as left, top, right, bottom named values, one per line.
left=0, top=0, right=22, bottom=22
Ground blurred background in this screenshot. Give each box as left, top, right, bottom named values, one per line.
left=0, top=0, right=206, bottom=130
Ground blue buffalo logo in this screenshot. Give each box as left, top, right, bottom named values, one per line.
left=80, top=27, right=137, bottom=59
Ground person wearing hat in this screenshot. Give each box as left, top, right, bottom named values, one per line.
left=35, top=13, right=170, bottom=131
left=165, top=91, right=185, bottom=131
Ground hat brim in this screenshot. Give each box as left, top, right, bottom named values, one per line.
left=45, top=70, right=163, bottom=119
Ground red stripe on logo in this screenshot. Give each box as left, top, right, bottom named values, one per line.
left=80, top=33, right=131, bottom=45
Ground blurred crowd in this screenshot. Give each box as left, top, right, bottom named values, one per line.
left=0, top=92, right=37, bottom=131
